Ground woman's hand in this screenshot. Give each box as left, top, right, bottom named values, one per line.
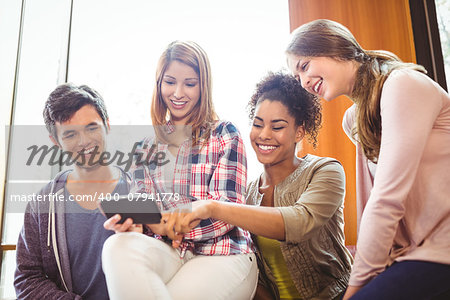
left=165, top=201, right=215, bottom=248
left=178, top=200, right=213, bottom=231
left=175, top=200, right=214, bottom=233
left=164, top=210, right=187, bottom=248
left=146, top=217, right=168, bottom=236
left=103, top=214, right=143, bottom=234
left=342, top=285, right=362, bottom=299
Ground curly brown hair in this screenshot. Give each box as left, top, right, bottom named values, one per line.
left=248, top=71, right=322, bottom=148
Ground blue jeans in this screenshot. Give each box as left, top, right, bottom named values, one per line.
left=350, top=260, right=450, bottom=300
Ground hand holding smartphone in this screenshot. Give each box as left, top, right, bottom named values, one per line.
left=99, top=194, right=162, bottom=224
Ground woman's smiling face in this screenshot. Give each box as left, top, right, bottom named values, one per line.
left=286, top=53, right=358, bottom=101
left=250, top=99, right=303, bottom=167
left=161, top=60, right=201, bottom=125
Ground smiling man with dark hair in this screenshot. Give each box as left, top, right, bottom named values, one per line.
left=14, top=83, right=130, bottom=300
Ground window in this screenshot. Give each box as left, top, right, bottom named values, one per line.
left=1, top=1, right=289, bottom=298
left=67, top=0, right=290, bottom=179
left=1, top=0, right=73, bottom=297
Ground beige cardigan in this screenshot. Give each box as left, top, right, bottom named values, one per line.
left=246, top=154, right=353, bottom=300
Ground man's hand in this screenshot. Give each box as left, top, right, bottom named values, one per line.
left=103, top=214, right=143, bottom=234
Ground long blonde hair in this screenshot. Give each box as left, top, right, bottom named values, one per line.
left=286, top=19, right=426, bottom=162
left=151, top=41, right=218, bottom=145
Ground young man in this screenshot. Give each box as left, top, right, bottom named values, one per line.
left=14, top=83, right=130, bottom=299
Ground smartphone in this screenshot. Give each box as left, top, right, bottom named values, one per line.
left=99, top=194, right=162, bottom=224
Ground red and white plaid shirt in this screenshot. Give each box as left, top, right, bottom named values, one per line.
left=132, top=120, right=254, bottom=256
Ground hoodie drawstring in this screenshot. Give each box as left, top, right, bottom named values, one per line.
left=47, top=180, right=70, bottom=293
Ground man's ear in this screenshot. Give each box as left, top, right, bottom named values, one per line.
left=49, top=135, right=61, bottom=148
left=295, top=125, right=305, bottom=144
left=105, top=119, right=110, bottom=133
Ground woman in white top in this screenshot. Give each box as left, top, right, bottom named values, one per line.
left=285, top=19, right=450, bottom=300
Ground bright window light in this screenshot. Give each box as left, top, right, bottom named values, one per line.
left=1, top=1, right=289, bottom=298
left=68, top=0, right=290, bottom=181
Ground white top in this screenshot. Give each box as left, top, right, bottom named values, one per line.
left=162, top=149, right=177, bottom=192
left=348, top=69, right=450, bottom=286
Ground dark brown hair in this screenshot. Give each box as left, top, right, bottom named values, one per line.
left=43, top=83, right=108, bottom=141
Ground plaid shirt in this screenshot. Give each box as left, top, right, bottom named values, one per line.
left=132, top=120, right=254, bottom=256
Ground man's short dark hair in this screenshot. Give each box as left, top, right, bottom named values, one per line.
left=43, top=83, right=109, bottom=140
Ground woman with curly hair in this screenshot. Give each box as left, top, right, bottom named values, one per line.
left=170, top=72, right=353, bottom=300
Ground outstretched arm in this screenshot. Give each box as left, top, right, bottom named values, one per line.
left=170, top=159, right=345, bottom=244
left=171, top=200, right=285, bottom=240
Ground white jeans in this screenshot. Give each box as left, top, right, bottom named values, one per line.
left=102, top=232, right=258, bottom=300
